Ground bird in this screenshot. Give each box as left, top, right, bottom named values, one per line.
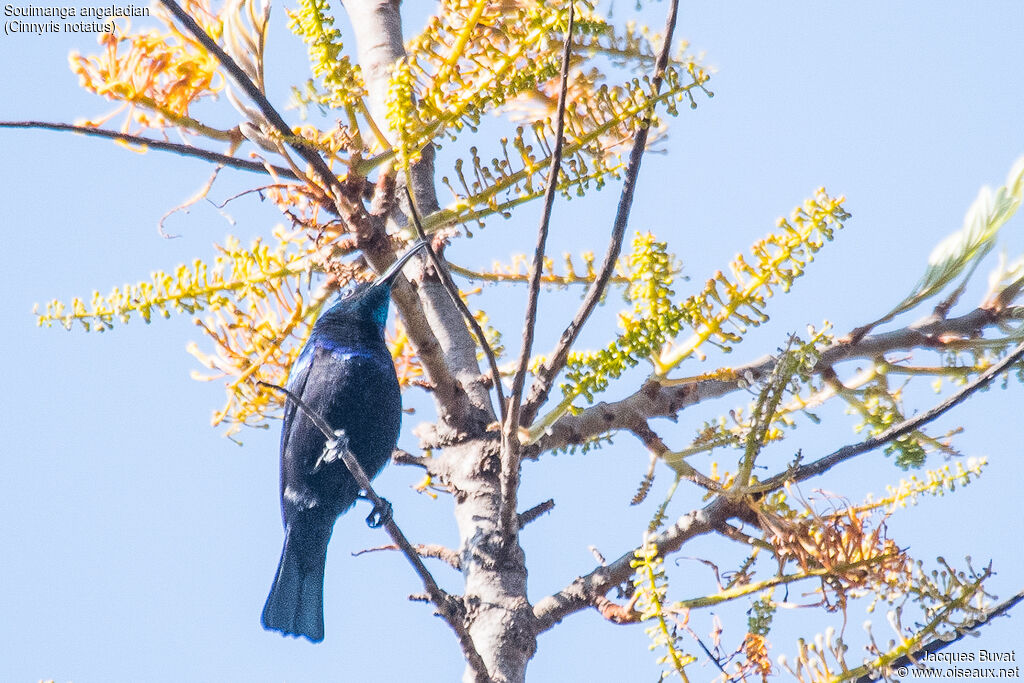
left=261, top=240, right=427, bottom=643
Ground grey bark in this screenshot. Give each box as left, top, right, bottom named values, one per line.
left=341, top=2, right=534, bottom=680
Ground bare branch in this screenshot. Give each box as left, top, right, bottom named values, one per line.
left=631, top=421, right=721, bottom=492
left=519, top=0, right=681, bottom=427
left=353, top=543, right=462, bottom=571
left=716, top=523, right=774, bottom=553
left=682, top=621, right=731, bottom=678
left=500, top=2, right=576, bottom=551
left=158, top=0, right=470, bottom=416
left=374, top=243, right=478, bottom=437
left=760, top=338, right=1024, bottom=491
left=533, top=496, right=744, bottom=631
left=1, top=121, right=297, bottom=178
left=404, top=186, right=504, bottom=424
left=340, top=0, right=495, bottom=433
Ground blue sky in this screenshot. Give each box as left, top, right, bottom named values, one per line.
left=2, top=2, right=1024, bottom=681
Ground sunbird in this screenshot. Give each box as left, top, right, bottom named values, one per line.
left=262, top=241, right=428, bottom=642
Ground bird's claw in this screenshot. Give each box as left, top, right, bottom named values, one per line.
left=365, top=497, right=393, bottom=528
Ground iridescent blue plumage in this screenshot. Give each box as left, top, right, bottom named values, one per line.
left=261, top=243, right=426, bottom=642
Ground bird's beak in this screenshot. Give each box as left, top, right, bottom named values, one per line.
left=371, top=240, right=430, bottom=289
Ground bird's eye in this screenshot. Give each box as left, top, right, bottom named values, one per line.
left=342, top=283, right=370, bottom=301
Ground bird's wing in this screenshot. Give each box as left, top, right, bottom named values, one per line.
left=279, top=344, right=315, bottom=473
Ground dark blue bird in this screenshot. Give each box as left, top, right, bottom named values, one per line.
left=262, top=241, right=427, bottom=643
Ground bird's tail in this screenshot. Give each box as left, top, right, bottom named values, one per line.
left=261, top=522, right=332, bottom=642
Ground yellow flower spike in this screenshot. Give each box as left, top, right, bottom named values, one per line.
left=525, top=193, right=848, bottom=440
left=406, top=6, right=709, bottom=231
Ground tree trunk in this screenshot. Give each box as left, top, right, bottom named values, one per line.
left=442, top=438, right=535, bottom=682
left=342, top=2, right=535, bottom=679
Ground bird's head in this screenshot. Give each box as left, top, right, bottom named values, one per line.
left=323, top=240, right=429, bottom=330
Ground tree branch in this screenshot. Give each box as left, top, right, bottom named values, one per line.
left=528, top=305, right=1024, bottom=457
left=154, top=1, right=385, bottom=240
left=404, top=186, right=505, bottom=424
left=759, top=337, right=1024, bottom=491
left=353, top=542, right=463, bottom=571
left=529, top=343, right=1024, bottom=632
left=518, top=0, right=681, bottom=428
left=0, top=121, right=297, bottom=178
left=157, top=0, right=343, bottom=196
left=392, top=448, right=430, bottom=469
left=533, top=496, right=743, bottom=632
left=365, top=234, right=478, bottom=437
left=161, top=0, right=487, bottom=435
left=593, top=594, right=642, bottom=624
left=531, top=326, right=1024, bottom=633
left=500, top=2, right=576, bottom=551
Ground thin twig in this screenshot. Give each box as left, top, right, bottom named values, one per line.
left=157, top=0, right=342, bottom=196
left=505, top=2, right=575, bottom=434
left=403, top=185, right=506, bottom=424
left=519, top=0, right=681, bottom=427
left=447, top=261, right=632, bottom=287
left=0, top=121, right=297, bottom=178
left=352, top=543, right=462, bottom=570
left=632, top=422, right=722, bottom=493
left=759, top=338, right=1024, bottom=491
left=256, top=382, right=439, bottom=587
left=257, top=381, right=487, bottom=679
left=500, top=2, right=576, bottom=549
left=679, top=620, right=730, bottom=678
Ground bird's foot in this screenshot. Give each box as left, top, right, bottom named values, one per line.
left=362, top=495, right=393, bottom=528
